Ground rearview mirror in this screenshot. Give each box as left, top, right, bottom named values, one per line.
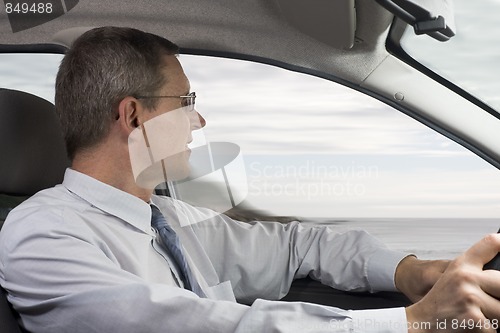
left=375, top=0, right=456, bottom=41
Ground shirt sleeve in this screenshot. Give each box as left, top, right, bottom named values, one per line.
left=351, top=308, right=408, bottom=333
left=176, top=201, right=409, bottom=302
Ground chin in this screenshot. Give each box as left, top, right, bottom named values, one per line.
left=163, top=152, right=192, bottom=181
left=133, top=153, right=191, bottom=188
left=168, top=165, right=191, bottom=181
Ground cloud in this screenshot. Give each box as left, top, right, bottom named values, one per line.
left=185, top=54, right=470, bottom=156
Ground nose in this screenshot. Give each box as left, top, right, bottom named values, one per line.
left=197, top=112, right=206, bottom=128
left=189, top=109, right=206, bottom=130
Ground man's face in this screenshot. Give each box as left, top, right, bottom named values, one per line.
left=128, top=55, right=206, bottom=188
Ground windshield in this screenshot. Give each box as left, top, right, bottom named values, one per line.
left=400, top=0, right=500, bottom=112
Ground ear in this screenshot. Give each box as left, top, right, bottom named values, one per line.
left=116, top=96, right=142, bottom=136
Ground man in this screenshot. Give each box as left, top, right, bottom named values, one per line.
left=0, top=26, right=499, bottom=333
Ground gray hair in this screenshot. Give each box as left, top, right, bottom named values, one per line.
left=55, top=26, right=179, bottom=160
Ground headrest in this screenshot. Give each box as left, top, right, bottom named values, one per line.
left=0, top=89, right=70, bottom=196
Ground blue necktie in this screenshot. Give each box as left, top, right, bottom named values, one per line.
left=150, top=205, right=205, bottom=297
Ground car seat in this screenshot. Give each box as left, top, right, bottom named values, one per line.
left=0, top=88, right=70, bottom=333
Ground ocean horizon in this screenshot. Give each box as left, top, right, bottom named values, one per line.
left=302, top=218, right=500, bottom=260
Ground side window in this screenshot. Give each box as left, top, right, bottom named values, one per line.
left=0, top=53, right=63, bottom=225
left=0, top=53, right=62, bottom=103
left=177, top=55, right=500, bottom=259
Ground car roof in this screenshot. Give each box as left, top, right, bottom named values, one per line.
left=0, top=0, right=392, bottom=85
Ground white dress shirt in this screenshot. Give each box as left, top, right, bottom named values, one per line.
left=0, top=168, right=409, bottom=333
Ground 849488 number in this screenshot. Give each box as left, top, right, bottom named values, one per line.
left=5, top=2, right=53, bottom=14
left=451, top=319, right=499, bottom=330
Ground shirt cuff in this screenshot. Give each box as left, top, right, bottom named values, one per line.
left=350, top=307, right=408, bottom=333
left=366, top=249, right=411, bottom=292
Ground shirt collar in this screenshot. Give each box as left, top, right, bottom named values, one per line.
left=62, top=168, right=153, bottom=234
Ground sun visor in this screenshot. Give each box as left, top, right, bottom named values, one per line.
left=275, top=0, right=356, bottom=49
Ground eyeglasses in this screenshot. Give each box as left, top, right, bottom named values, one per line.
left=134, top=92, right=196, bottom=111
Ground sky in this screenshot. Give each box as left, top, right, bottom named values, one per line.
left=1, top=0, right=500, bottom=219
left=177, top=54, right=500, bottom=219
left=402, top=0, right=500, bottom=111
